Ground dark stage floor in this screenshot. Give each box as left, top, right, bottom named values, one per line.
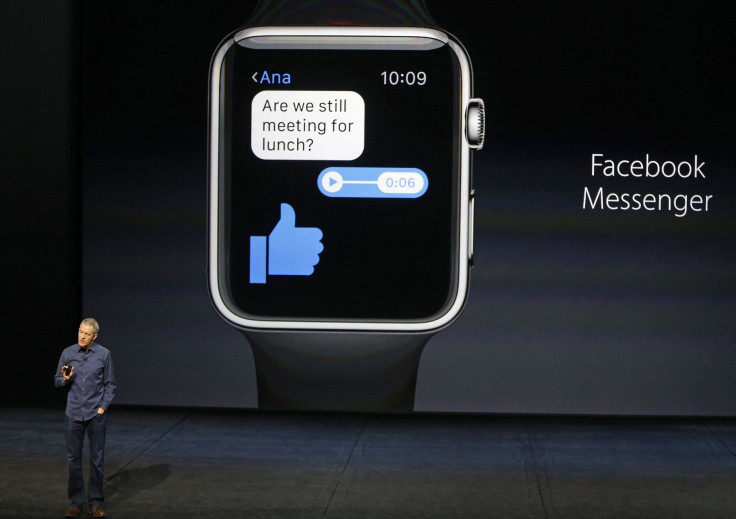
left=1, top=406, right=735, bottom=518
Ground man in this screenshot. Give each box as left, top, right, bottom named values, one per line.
left=55, top=318, right=116, bottom=518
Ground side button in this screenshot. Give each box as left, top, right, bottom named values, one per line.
left=469, top=191, right=475, bottom=267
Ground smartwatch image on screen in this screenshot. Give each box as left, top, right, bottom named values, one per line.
left=208, top=0, right=485, bottom=412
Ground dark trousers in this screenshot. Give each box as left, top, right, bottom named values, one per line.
left=65, top=413, right=106, bottom=508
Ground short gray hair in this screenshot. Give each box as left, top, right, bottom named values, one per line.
left=80, top=318, right=100, bottom=335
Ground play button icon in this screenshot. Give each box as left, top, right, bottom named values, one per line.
left=321, top=170, right=344, bottom=193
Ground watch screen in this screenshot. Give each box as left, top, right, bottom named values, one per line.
left=215, top=32, right=465, bottom=323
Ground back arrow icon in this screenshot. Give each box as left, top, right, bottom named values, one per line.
left=252, top=72, right=259, bottom=83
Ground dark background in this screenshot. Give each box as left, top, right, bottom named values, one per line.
left=1, top=1, right=80, bottom=405
left=2, top=0, right=734, bottom=413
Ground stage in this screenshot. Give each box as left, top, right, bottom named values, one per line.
left=1, top=406, right=735, bottom=518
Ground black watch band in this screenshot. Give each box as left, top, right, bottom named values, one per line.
left=247, top=0, right=436, bottom=26
left=244, top=331, right=432, bottom=412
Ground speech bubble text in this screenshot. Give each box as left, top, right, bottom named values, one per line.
left=251, top=90, right=364, bottom=161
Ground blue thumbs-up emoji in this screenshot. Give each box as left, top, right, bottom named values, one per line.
left=250, top=203, right=324, bottom=284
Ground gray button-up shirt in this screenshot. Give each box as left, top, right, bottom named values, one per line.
left=55, top=343, right=116, bottom=421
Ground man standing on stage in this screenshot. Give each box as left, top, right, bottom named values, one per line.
left=55, top=318, right=116, bottom=518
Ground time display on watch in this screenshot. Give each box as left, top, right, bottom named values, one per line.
left=381, top=70, right=427, bottom=86
left=210, top=28, right=472, bottom=329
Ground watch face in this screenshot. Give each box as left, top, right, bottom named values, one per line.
left=209, top=27, right=473, bottom=331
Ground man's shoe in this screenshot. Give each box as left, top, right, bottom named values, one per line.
left=89, top=507, right=107, bottom=518
left=64, top=507, right=82, bottom=518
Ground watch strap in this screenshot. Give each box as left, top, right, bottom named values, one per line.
left=244, top=331, right=431, bottom=412
left=247, top=0, right=437, bottom=26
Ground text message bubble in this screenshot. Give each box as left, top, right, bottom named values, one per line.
left=251, top=90, right=365, bottom=161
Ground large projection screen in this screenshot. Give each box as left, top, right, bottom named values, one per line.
left=82, top=1, right=736, bottom=415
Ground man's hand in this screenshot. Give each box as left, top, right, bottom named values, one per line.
left=62, top=365, right=74, bottom=382
left=97, top=408, right=105, bottom=415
